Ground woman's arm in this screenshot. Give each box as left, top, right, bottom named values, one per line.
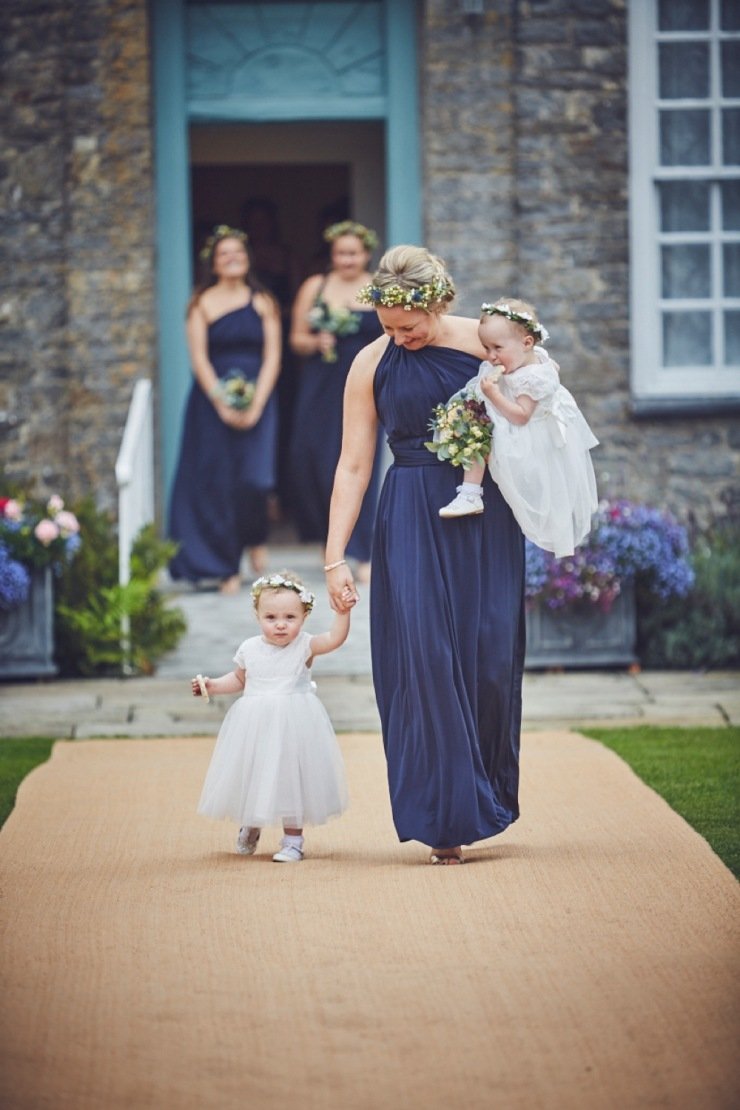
left=241, top=292, right=282, bottom=429
left=289, top=274, right=333, bottom=359
left=324, top=341, right=383, bottom=611
left=191, top=668, right=246, bottom=697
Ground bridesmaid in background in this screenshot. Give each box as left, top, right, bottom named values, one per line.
left=289, top=221, right=384, bottom=583
left=168, top=226, right=281, bottom=593
left=324, top=246, right=525, bottom=865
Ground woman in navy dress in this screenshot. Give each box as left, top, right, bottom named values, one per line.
left=324, top=246, right=525, bottom=864
left=168, top=227, right=281, bottom=593
left=289, top=222, right=384, bottom=583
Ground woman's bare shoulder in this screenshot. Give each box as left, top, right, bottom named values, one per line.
left=441, top=315, right=486, bottom=358
left=347, top=333, right=390, bottom=383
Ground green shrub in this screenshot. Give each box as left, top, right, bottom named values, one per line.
left=54, top=500, right=186, bottom=676
left=637, top=520, right=740, bottom=669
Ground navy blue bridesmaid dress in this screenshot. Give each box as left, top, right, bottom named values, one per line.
left=168, top=303, right=277, bottom=582
left=371, top=340, right=525, bottom=849
left=290, top=307, right=383, bottom=562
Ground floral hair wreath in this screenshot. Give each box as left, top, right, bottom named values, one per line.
left=251, top=573, right=315, bottom=613
left=199, top=225, right=249, bottom=264
left=323, top=220, right=378, bottom=251
left=357, top=276, right=456, bottom=313
left=480, top=302, right=549, bottom=343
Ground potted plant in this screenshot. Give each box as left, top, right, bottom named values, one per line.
left=524, top=499, right=695, bottom=669
left=0, top=495, right=81, bottom=678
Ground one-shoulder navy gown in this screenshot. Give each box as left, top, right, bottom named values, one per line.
left=290, top=307, right=383, bottom=562
left=371, top=340, right=525, bottom=849
left=168, top=303, right=277, bottom=582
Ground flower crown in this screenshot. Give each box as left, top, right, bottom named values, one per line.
left=480, top=302, right=549, bottom=343
left=199, top=225, right=249, bottom=264
left=357, top=276, right=456, bottom=313
left=323, top=220, right=378, bottom=251
left=251, top=573, right=315, bottom=613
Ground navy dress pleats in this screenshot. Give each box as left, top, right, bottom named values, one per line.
left=370, top=340, right=526, bottom=849
left=168, top=303, right=277, bottom=582
left=290, top=309, right=383, bottom=562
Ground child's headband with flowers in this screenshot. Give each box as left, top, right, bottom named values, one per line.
left=199, top=225, right=249, bottom=264
left=251, top=574, right=315, bottom=613
left=323, top=221, right=378, bottom=251
left=480, top=302, right=549, bottom=343
left=357, top=275, right=456, bottom=312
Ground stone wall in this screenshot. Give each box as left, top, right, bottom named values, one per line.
left=421, top=0, right=739, bottom=527
left=0, top=0, right=156, bottom=512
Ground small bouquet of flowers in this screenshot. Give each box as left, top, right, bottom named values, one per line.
left=425, top=389, right=493, bottom=470
left=308, top=303, right=361, bottom=362
left=214, top=370, right=256, bottom=410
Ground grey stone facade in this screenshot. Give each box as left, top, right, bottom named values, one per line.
left=0, top=0, right=156, bottom=512
left=0, top=0, right=737, bottom=527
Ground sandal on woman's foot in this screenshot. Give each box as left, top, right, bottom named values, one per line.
left=429, top=849, right=465, bottom=865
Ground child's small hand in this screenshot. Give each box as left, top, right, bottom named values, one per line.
left=341, top=585, right=358, bottom=608
left=192, top=674, right=210, bottom=701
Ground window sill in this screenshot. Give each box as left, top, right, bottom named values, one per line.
left=630, top=396, right=740, bottom=419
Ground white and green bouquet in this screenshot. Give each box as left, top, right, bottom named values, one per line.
left=425, top=389, right=493, bottom=470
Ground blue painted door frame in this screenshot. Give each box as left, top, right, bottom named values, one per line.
left=152, top=0, right=421, bottom=506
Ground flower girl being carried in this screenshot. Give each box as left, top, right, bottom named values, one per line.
left=193, top=570, right=354, bottom=862
left=436, top=297, right=599, bottom=558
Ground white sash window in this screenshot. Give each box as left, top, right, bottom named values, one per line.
left=629, top=0, right=740, bottom=409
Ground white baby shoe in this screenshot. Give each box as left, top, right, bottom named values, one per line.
left=439, top=491, right=484, bottom=518
left=236, top=827, right=260, bottom=855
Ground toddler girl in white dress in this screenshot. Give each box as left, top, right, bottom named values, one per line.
left=438, top=298, right=599, bottom=558
left=194, top=570, right=353, bottom=862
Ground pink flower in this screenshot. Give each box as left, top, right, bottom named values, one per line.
left=4, top=499, right=22, bottom=521
left=34, top=519, right=60, bottom=546
left=47, top=494, right=64, bottom=513
left=55, top=510, right=79, bottom=535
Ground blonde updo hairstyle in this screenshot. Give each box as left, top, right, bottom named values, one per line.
left=371, top=245, right=456, bottom=313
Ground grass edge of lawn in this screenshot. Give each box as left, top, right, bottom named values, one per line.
left=582, top=725, right=740, bottom=880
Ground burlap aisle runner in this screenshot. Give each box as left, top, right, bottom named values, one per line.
left=1, top=732, right=738, bottom=1110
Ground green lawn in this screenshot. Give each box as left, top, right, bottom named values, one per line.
left=583, top=726, right=740, bottom=879
left=0, top=737, right=57, bottom=829
left=1, top=728, right=739, bottom=880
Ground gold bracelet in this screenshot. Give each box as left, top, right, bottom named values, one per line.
left=323, top=559, right=347, bottom=572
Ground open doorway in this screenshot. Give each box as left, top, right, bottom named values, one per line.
left=189, top=121, right=386, bottom=534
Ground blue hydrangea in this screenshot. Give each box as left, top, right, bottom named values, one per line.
left=0, top=541, right=31, bottom=610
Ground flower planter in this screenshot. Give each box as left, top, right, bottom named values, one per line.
left=525, top=580, right=637, bottom=669
left=0, top=567, right=57, bottom=679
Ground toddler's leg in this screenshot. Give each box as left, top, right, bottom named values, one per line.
left=273, top=825, right=304, bottom=863
left=236, top=826, right=261, bottom=855
left=439, top=461, right=485, bottom=518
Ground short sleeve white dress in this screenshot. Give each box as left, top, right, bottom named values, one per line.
left=477, top=349, right=599, bottom=558
left=197, top=630, right=348, bottom=828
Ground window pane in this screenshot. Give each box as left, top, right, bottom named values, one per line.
left=659, top=0, right=709, bottom=30
left=721, top=0, right=740, bottom=31
left=660, top=109, right=711, bottom=165
left=723, top=243, right=740, bottom=295
left=663, top=311, right=712, bottom=366
left=725, top=311, right=740, bottom=364
left=722, top=109, right=740, bottom=165
left=659, top=181, right=710, bottom=230
left=721, top=180, right=740, bottom=229
left=659, top=43, right=709, bottom=98
left=721, top=42, right=740, bottom=96
left=661, top=244, right=711, bottom=297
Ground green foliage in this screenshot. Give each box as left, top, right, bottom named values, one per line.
left=637, top=521, right=740, bottom=669
left=54, top=500, right=186, bottom=676
left=0, top=737, right=57, bottom=828
left=585, top=726, right=740, bottom=878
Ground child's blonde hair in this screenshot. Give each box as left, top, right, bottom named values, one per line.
left=251, top=570, right=315, bottom=614
left=480, top=297, right=549, bottom=343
